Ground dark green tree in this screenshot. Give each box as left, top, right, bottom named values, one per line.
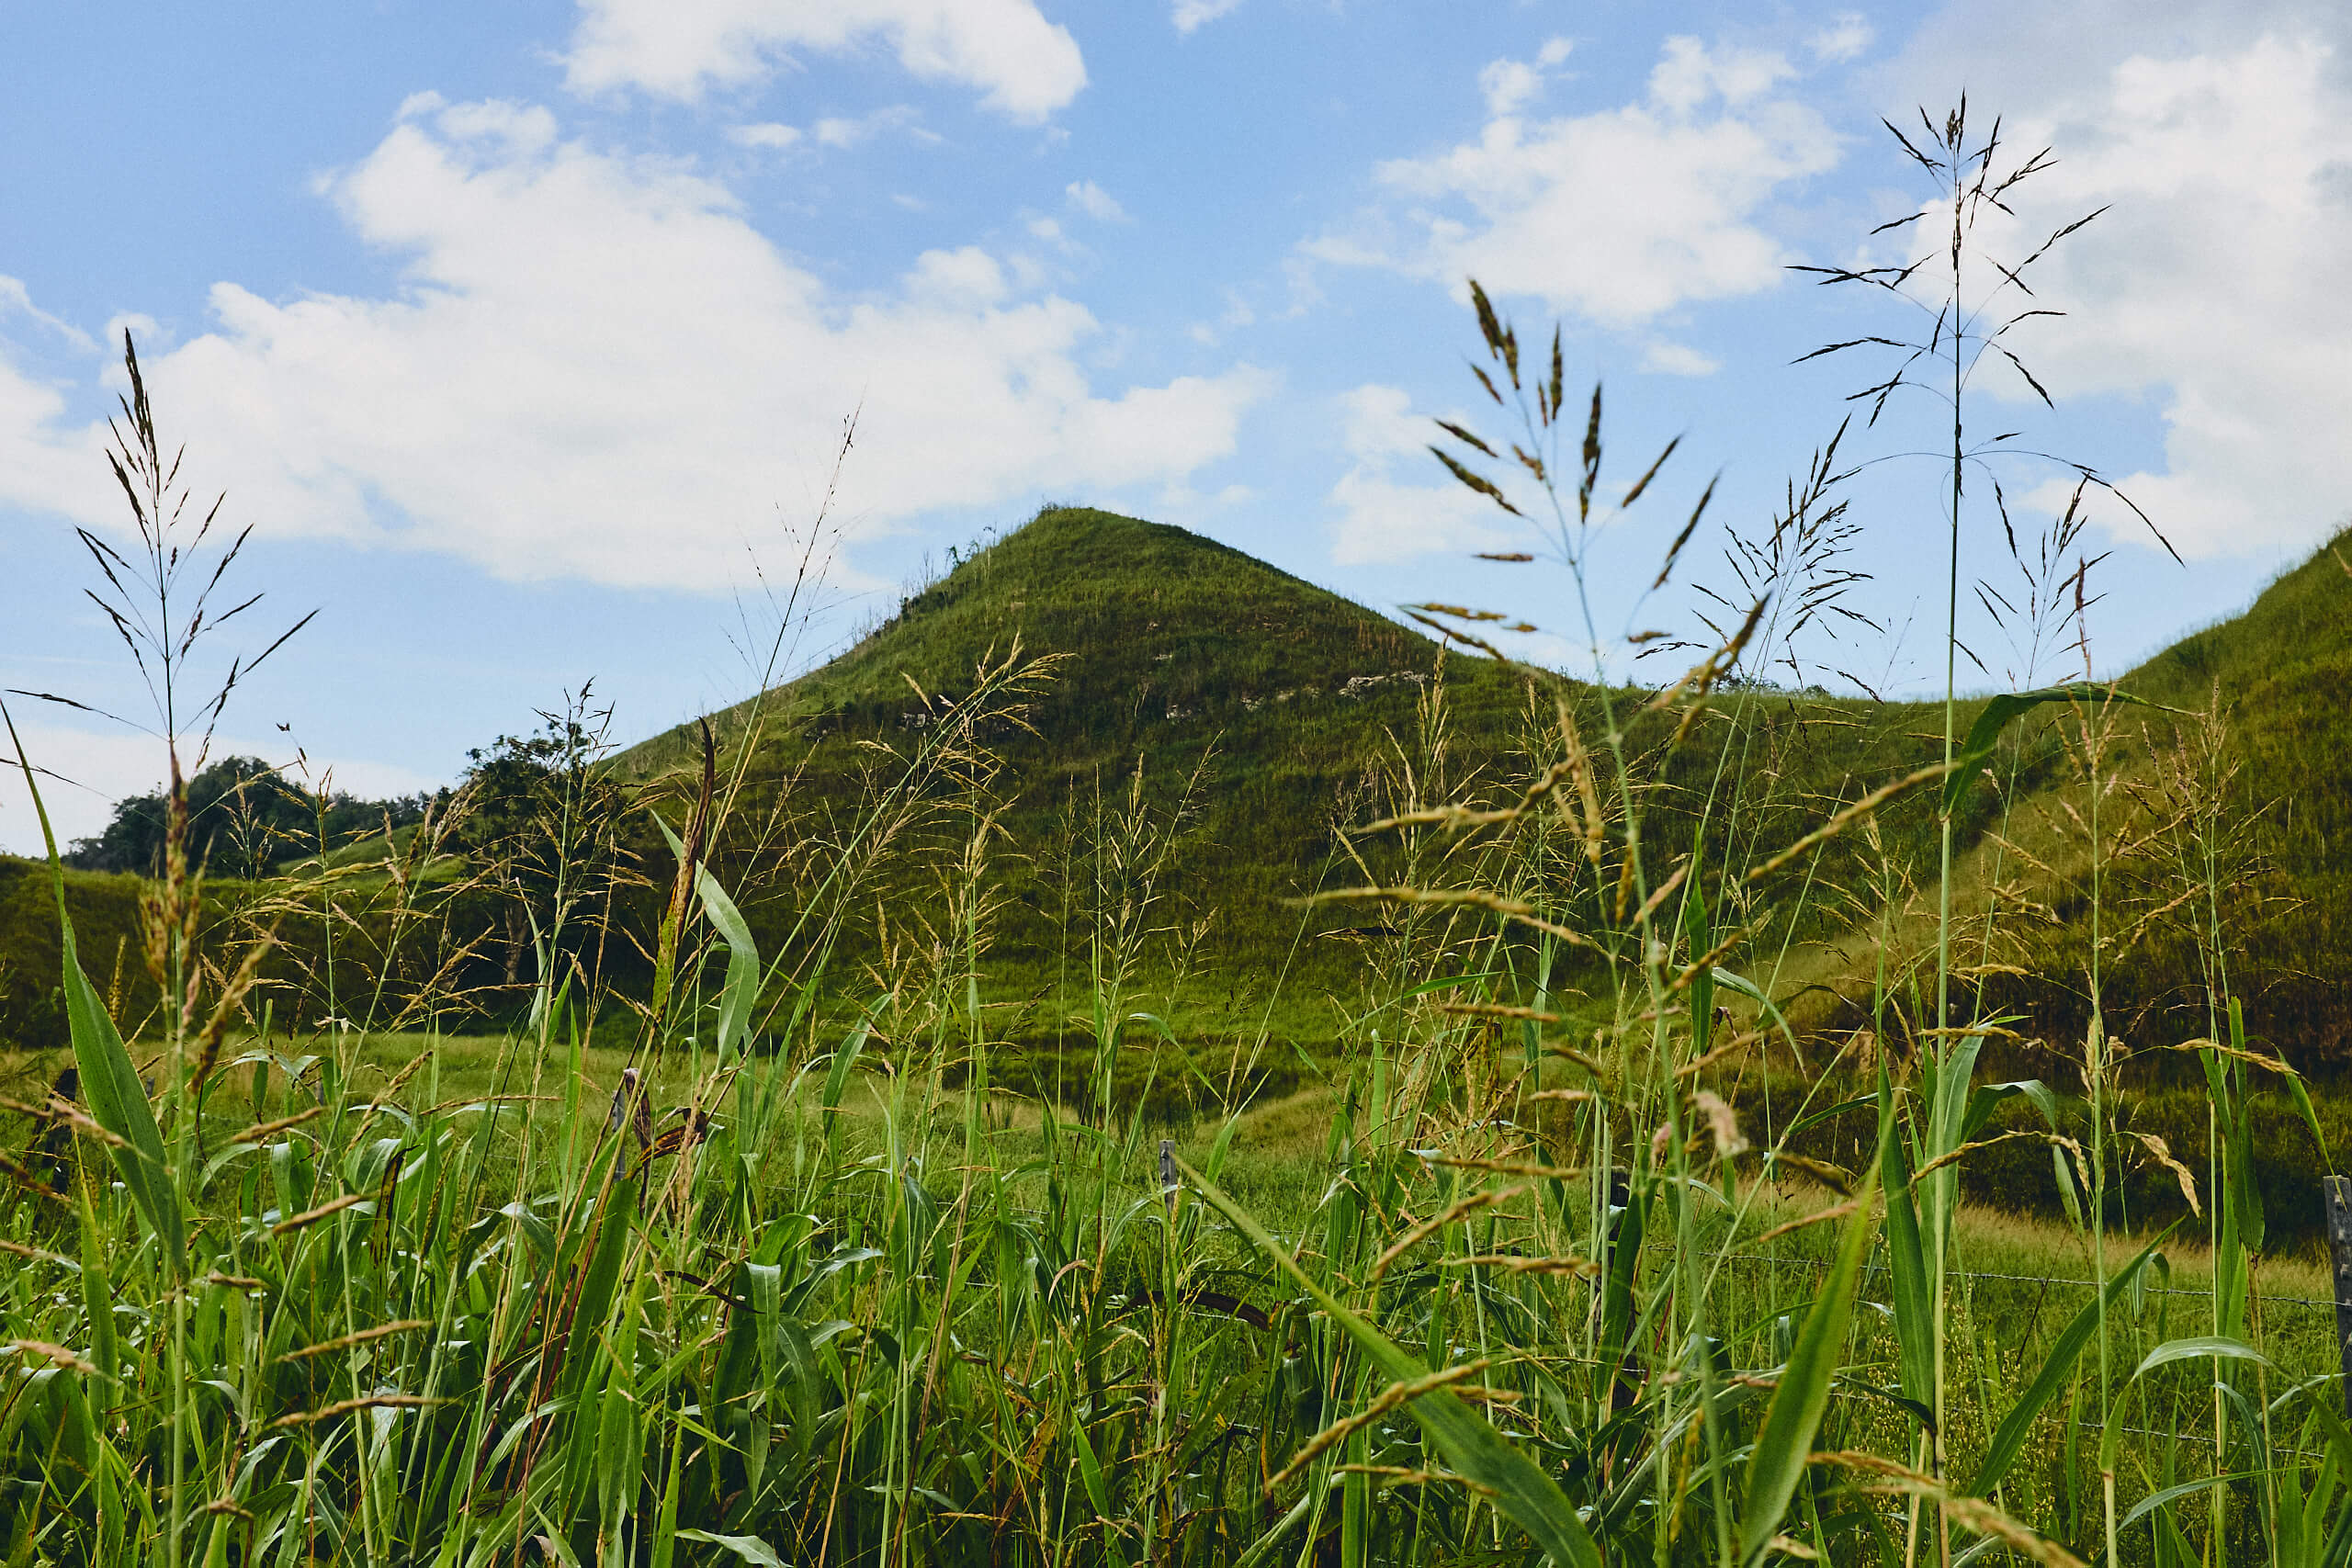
left=451, top=701, right=630, bottom=994
left=64, top=755, right=434, bottom=879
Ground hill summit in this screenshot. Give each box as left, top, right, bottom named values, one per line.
left=618, top=506, right=1510, bottom=780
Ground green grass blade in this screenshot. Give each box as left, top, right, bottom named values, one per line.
left=1739, top=1134, right=1882, bottom=1565
left=6, top=705, right=185, bottom=1269
left=673, top=1530, right=786, bottom=1565
left=2115, top=1471, right=2265, bottom=1537
left=1967, top=1224, right=2177, bottom=1496
left=2129, top=1336, right=2272, bottom=1380
left=1177, top=1156, right=1603, bottom=1568
left=1878, top=1069, right=1933, bottom=1412
left=693, top=864, right=760, bottom=1062
left=1942, top=683, right=2156, bottom=817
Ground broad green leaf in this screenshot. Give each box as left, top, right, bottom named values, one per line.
left=1178, top=1157, right=1602, bottom=1568
left=1739, top=1133, right=1883, bottom=1565
left=673, top=1530, right=785, bottom=1566
left=695, top=865, right=760, bottom=1061
left=1597, top=1172, right=1646, bottom=1411
left=1878, top=1066, right=1934, bottom=1415
left=822, top=1010, right=875, bottom=1121
left=5, top=706, right=184, bottom=1270
left=1943, top=683, right=2154, bottom=817
left=1968, top=1224, right=2177, bottom=1495
left=1398, top=971, right=1500, bottom=1001
left=561, top=1156, right=636, bottom=1402
left=1071, top=1414, right=1113, bottom=1517
left=2131, top=1336, right=2272, bottom=1380
left=656, top=808, right=761, bottom=1058
left=1961, top=1077, right=2063, bottom=1143
left=1713, top=967, right=1803, bottom=1057
left=2116, top=1472, right=2267, bottom=1538
left=1206, top=1112, right=1242, bottom=1186
left=2101, top=1337, right=2273, bottom=1476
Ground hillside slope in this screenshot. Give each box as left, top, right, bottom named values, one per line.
left=9, top=508, right=2340, bottom=1074
left=613, top=509, right=1547, bottom=1047
left=613, top=506, right=2352, bottom=1070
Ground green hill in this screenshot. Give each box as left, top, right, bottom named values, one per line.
left=605, top=504, right=2352, bottom=1075
left=9, top=505, right=2346, bottom=1085
left=611, top=507, right=1543, bottom=1060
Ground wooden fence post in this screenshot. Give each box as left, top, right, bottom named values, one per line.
left=2326, top=1176, right=2352, bottom=1422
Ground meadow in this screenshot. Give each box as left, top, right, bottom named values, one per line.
left=4, top=105, right=2351, bottom=1567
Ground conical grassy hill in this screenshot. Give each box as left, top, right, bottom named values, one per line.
left=617, top=506, right=1526, bottom=782
left=8, top=507, right=2346, bottom=1084
left=613, top=508, right=1540, bottom=1051
left=614, top=505, right=2352, bottom=1075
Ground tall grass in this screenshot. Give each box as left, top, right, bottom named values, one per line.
left=2, top=119, right=2347, bottom=1568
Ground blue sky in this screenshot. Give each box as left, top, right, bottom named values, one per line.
left=4, top=0, right=2348, bottom=849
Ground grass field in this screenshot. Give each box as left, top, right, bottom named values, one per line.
left=9, top=153, right=2352, bottom=1564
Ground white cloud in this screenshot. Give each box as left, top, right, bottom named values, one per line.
left=1480, top=40, right=1574, bottom=121
left=1873, top=23, right=2352, bottom=561
left=1328, top=384, right=1519, bottom=565
left=1641, top=341, right=1719, bottom=377
left=1189, top=288, right=1256, bottom=344
left=1479, top=60, right=1546, bottom=119
left=0, top=296, right=103, bottom=523
left=0, top=719, right=435, bottom=854
left=813, top=104, right=929, bottom=148
left=1646, top=35, right=1793, bottom=113
left=1171, top=0, right=1244, bottom=35
left=1065, top=179, right=1128, bottom=221
left=728, top=121, right=801, bottom=150
left=0, top=98, right=1273, bottom=593
left=1809, top=13, right=1872, bottom=64
left=0, top=276, right=94, bottom=350
left=564, top=0, right=1086, bottom=120
left=1308, top=36, right=1842, bottom=327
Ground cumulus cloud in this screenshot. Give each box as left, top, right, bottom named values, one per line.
left=1308, top=35, right=1842, bottom=328
left=0, top=287, right=104, bottom=522
left=812, top=104, right=929, bottom=148
left=1809, top=13, right=1873, bottom=64
left=1477, top=41, right=1578, bottom=121
left=727, top=121, right=801, bottom=150
left=1065, top=179, right=1127, bottom=221
left=1171, top=0, right=1244, bottom=35
left=1328, top=385, right=1519, bottom=565
left=1874, top=17, right=2352, bottom=560
left=564, top=0, right=1086, bottom=120
left=0, top=98, right=1272, bottom=592
left=1641, top=341, right=1720, bottom=377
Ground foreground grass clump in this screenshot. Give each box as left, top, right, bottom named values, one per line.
left=3, top=1006, right=2343, bottom=1566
